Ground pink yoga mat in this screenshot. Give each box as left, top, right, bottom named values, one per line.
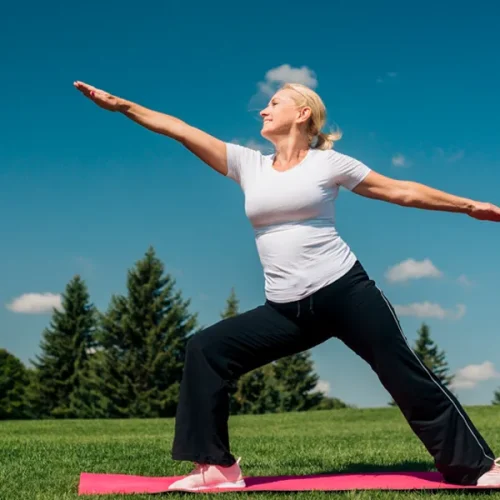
left=78, top=471, right=499, bottom=494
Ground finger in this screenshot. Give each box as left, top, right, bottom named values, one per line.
left=90, top=89, right=107, bottom=100
left=74, top=83, right=93, bottom=98
left=74, top=81, right=96, bottom=90
left=487, top=208, right=500, bottom=222
left=489, top=205, right=500, bottom=219
left=74, top=81, right=91, bottom=92
left=82, top=87, right=101, bottom=101
left=74, top=81, right=100, bottom=97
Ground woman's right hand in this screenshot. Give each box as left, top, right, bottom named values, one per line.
left=73, top=80, right=229, bottom=176
left=74, top=81, right=122, bottom=112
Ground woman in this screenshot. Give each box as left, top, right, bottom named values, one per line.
left=74, top=80, right=500, bottom=491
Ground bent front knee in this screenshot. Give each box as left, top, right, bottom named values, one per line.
left=185, top=331, right=226, bottom=370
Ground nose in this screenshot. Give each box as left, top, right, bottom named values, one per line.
left=260, top=107, right=269, bottom=119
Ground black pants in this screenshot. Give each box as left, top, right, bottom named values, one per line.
left=172, top=261, right=495, bottom=485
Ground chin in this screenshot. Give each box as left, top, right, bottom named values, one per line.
left=260, top=127, right=274, bottom=140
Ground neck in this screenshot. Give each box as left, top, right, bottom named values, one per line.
left=273, top=137, right=310, bottom=166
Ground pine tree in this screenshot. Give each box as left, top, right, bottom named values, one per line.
left=22, top=367, right=38, bottom=419
left=414, top=323, right=454, bottom=386
left=389, top=323, right=453, bottom=406
left=493, top=388, right=500, bottom=405
left=231, top=363, right=280, bottom=414
left=313, top=396, right=350, bottom=410
left=92, top=296, right=131, bottom=418
left=30, top=276, right=98, bottom=418
left=220, top=287, right=239, bottom=319
left=97, top=247, right=198, bottom=418
left=273, top=351, right=324, bottom=412
left=0, top=349, right=31, bottom=419
left=68, top=346, right=109, bottom=418
left=219, top=288, right=280, bottom=414
left=220, top=287, right=244, bottom=414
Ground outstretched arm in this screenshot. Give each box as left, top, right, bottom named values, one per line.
left=73, top=81, right=228, bottom=176
left=352, top=171, right=500, bottom=222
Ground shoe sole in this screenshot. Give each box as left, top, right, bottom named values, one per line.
left=169, top=480, right=246, bottom=491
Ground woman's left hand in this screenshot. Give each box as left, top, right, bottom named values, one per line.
left=74, top=81, right=122, bottom=112
left=468, top=201, right=500, bottom=222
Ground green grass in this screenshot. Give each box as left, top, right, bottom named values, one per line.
left=1, top=406, right=499, bottom=499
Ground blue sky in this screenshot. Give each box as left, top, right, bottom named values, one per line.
left=1, top=0, right=500, bottom=409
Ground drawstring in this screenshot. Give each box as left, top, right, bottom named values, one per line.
left=296, top=296, right=315, bottom=317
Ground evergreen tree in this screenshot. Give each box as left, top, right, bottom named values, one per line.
left=493, top=388, right=500, bottom=406
left=98, top=247, right=198, bottom=418
left=30, top=276, right=98, bottom=418
left=219, top=288, right=280, bottom=415
left=92, top=296, right=131, bottom=418
left=68, top=346, right=109, bottom=418
left=231, top=363, right=280, bottom=415
left=313, top=396, right=350, bottom=410
left=220, top=287, right=245, bottom=414
left=389, top=323, right=453, bottom=406
left=220, top=287, right=239, bottom=319
left=22, top=367, right=38, bottom=419
left=413, top=323, right=454, bottom=387
left=0, top=349, right=31, bottom=419
left=273, top=351, right=324, bottom=412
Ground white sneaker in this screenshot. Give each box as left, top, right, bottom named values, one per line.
left=168, top=457, right=245, bottom=491
left=477, top=458, right=500, bottom=486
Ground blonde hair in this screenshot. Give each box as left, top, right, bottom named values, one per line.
left=280, top=83, right=342, bottom=150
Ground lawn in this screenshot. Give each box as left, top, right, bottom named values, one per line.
left=1, top=406, right=499, bottom=499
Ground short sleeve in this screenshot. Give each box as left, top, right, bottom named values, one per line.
left=225, top=142, right=262, bottom=188
left=328, top=150, right=371, bottom=190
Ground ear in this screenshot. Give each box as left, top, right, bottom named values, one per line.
left=296, top=106, right=311, bottom=124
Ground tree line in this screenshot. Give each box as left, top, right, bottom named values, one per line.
left=1, top=247, right=498, bottom=420
left=0, top=247, right=346, bottom=420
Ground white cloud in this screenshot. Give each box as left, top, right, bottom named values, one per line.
left=394, top=302, right=466, bottom=320
left=385, top=258, right=443, bottom=283
left=249, top=64, right=318, bottom=110
left=447, top=150, right=465, bottom=163
left=391, top=154, right=407, bottom=167
left=457, top=274, right=474, bottom=287
left=315, top=380, right=331, bottom=395
left=376, top=72, right=398, bottom=83
left=245, top=139, right=271, bottom=153
left=434, top=147, right=465, bottom=163
left=258, top=64, right=318, bottom=97
left=6, top=293, right=63, bottom=314
left=451, top=361, right=500, bottom=390
left=231, top=138, right=272, bottom=154
left=455, top=304, right=466, bottom=319
left=394, top=302, right=467, bottom=320
left=86, top=346, right=103, bottom=355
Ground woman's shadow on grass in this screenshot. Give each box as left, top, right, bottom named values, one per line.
left=242, top=461, right=497, bottom=495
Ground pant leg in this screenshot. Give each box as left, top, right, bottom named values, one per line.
left=324, top=261, right=495, bottom=485
left=171, top=301, right=330, bottom=466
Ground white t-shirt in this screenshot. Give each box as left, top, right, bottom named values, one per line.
left=225, top=143, right=371, bottom=303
